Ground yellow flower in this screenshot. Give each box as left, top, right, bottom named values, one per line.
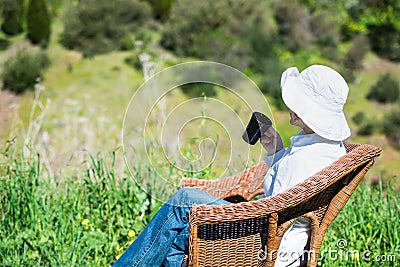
left=77, top=213, right=82, bottom=221
left=353, top=252, right=360, bottom=260
left=128, top=230, right=136, bottom=238
left=116, top=244, right=124, bottom=252
left=115, top=253, right=122, bottom=260
left=366, top=223, right=371, bottom=229
left=81, top=219, right=89, bottom=226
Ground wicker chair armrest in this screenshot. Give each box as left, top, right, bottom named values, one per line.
left=180, top=162, right=269, bottom=201
left=179, top=177, right=214, bottom=189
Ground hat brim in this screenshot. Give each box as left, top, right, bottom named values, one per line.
left=282, top=76, right=351, bottom=141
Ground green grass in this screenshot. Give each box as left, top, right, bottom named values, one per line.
left=0, top=144, right=162, bottom=266
left=320, top=179, right=399, bottom=266
left=0, top=144, right=398, bottom=266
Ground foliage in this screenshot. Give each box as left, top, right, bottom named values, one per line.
left=0, top=146, right=162, bottom=266
left=366, top=73, right=400, bottom=103
left=352, top=111, right=366, bottom=126
left=258, top=57, right=286, bottom=110
left=179, top=83, right=217, bottom=98
left=161, top=0, right=277, bottom=70
left=320, top=179, right=399, bottom=266
left=345, top=0, right=400, bottom=61
left=0, top=37, right=10, bottom=51
left=26, top=0, right=51, bottom=47
left=60, top=0, right=152, bottom=56
left=1, top=45, right=50, bottom=94
left=342, top=34, right=370, bottom=82
left=351, top=111, right=377, bottom=136
left=1, top=0, right=24, bottom=35
left=144, top=0, right=175, bottom=21
left=368, top=23, right=400, bottom=62
left=273, top=1, right=315, bottom=52
left=382, top=108, right=400, bottom=149
left=310, top=10, right=341, bottom=60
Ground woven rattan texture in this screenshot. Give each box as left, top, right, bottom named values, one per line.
left=182, top=143, right=381, bottom=267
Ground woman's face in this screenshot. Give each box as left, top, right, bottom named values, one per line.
left=288, top=109, right=315, bottom=134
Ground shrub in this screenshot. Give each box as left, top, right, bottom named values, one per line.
left=180, top=83, right=217, bottom=98
left=258, top=57, right=286, bottom=110
left=310, top=10, right=341, bottom=60
left=1, top=0, right=24, bottom=36
left=27, top=0, right=51, bottom=47
left=160, top=0, right=276, bottom=70
left=344, top=0, right=400, bottom=61
left=1, top=45, right=50, bottom=94
left=273, top=1, right=314, bottom=52
left=342, top=34, right=370, bottom=82
left=382, top=108, right=400, bottom=149
left=60, top=0, right=152, bottom=56
left=368, top=23, right=400, bottom=62
left=352, top=111, right=366, bottom=125
left=144, top=0, right=175, bottom=21
left=366, top=73, right=400, bottom=103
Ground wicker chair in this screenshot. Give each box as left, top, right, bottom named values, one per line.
left=179, top=142, right=381, bottom=267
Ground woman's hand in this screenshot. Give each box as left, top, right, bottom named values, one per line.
left=260, top=127, right=283, bottom=156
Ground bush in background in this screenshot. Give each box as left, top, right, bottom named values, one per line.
left=1, top=0, right=24, bottom=36
left=258, top=57, right=286, bottom=110
left=26, top=0, right=51, bottom=47
left=351, top=111, right=377, bottom=136
left=310, top=10, right=341, bottom=61
left=382, top=108, right=400, bottom=149
left=273, top=1, right=314, bottom=52
left=345, top=0, right=400, bottom=62
left=144, top=0, right=175, bottom=21
left=161, top=0, right=276, bottom=70
left=60, top=0, right=152, bottom=56
left=1, top=44, right=50, bottom=94
left=366, top=73, right=400, bottom=103
left=180, top=83, right=217, bottom=98
left=342, top=34, right=370, bottom=82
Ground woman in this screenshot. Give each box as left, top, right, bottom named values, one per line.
left=113, top=65, right=351, bottom=267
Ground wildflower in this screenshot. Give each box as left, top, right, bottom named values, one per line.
left=81, top=219, right=89, bottom=226
left=77, top=213, right=82, bottom=221
left=128, top=230, right=136, bottom=238
left=352, top=252, right=360, bottom=261
left=116, top=244, right=124, bottom=252
left=115, top=253, right=123, bottom=260
left=366, top=223, right=371, bottom=229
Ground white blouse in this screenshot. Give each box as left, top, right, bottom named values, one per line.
left=263, top=131, right=346, bottom=266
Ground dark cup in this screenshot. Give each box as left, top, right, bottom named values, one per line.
left=242, top=112, right=272, bottom=145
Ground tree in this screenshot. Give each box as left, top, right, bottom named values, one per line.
left=345, top=0, right=400, bottom=61
left=60, top=0, right=151, bottom=56
left=342, top=34, right=370, bottom=82
left=1, top=0, right=24, bottom=36
left=161, top=0, right=276, bottom=70
left=144, top=0, right=175, bottom=21
left=27, top=0, right=51, bottom=47
left=1, top=44, right=50, bottom=94
left=382, top=108, right=400, bottom=149
left=273, top=1, right=314, bottom=52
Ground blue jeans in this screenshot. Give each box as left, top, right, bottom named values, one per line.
left=112, top=188, right=229, bottom=267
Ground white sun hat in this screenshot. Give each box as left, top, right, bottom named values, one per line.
left=280, top=65, right=351, bottom=141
